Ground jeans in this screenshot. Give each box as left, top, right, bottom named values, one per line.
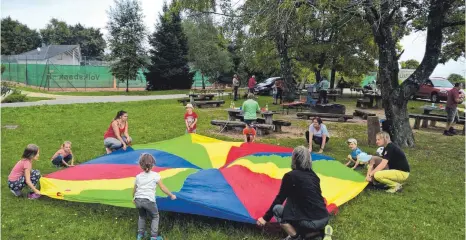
left=305, top=131, right=330, bottom=147
left=273, top=205, right=328, bottom=235
left=318, top=90, right=328, bottom=103
left=104, top=136, right=131, bottom=150
left=7, top=169, right=41, bottom=192
left=52, top=154, right=73, bottom=167
left=233, top=86, right=239, bottom=100
left=134, top=198, right=160, bottom=237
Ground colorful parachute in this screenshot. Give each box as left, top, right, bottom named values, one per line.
left=40, top=134, right=368, bottom=223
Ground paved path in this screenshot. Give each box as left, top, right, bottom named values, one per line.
left=1, top=91, right=188, bottom=108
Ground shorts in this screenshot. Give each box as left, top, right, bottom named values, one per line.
left=446, top=106, right=459, bottom=123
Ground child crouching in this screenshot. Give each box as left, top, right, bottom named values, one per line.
left=7, top=144, right=42, bottom=199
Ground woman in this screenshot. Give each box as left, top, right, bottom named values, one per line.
left=104, top=110, right=132, bottom=154
left=256, top=146, right=332, bottom=240
left=305, top=117, right=329, bottom=153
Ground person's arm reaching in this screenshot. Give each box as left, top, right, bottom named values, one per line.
left=157, top=180, right=177, bottom=200
left=257, top=174, right=292, bottom=226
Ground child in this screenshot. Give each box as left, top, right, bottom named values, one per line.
left=51, top=141, right=74, bottom=168
left=345, top=138, right=372, bottom=169
left=184, top=103, right=198, bottom=133
left=7, top=144, right=42, bottom=199
left=243, top=123, right=256, bottom=143
left=133, top=153, right=176, bottom=240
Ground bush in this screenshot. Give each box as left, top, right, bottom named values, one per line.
left=1, top=93, right=26, bottom=103
left=1, top=64, right=5, bottom=74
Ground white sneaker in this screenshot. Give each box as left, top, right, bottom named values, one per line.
left=386, top=183, right=403, bottom=193
left=323, top=225, right=333, bottom=240
left=10, top=189, right=22, bottom=197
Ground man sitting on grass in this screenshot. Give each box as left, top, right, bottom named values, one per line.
left=366, top=131, right=410, bottom=193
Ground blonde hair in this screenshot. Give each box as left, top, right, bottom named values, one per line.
left=138, top=153, right=155, bottom=173
left=62, top=141, right=72, bottom=148
left=376, top=131, right=391, bottom=143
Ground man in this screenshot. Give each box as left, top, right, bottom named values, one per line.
left=318, top=78, right=330, bottom=104
left=248, top=75, right=257, bottom=93
left=275, top=78, right=285, bottom=104
left=232, top=74, right=240, bottom=101
left=242, top=93, right=260, bottom=126
left=366, top=131, right=410, bottom=193
left=444, top=82, right=464, bottom=136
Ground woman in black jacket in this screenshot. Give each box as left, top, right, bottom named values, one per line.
left=256, top=146, right=333, bottom=240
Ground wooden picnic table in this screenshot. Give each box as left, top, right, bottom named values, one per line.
left=420, top=105, right=445, bottom=115
left=226, top=108, right=275, bottom=124
left=363, top=92, right=382, bottom=108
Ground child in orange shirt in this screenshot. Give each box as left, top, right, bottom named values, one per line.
left=243, top=123, right=256, bottom=143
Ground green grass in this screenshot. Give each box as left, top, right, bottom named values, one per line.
left=12, top=85, right=188, bottom=96
left=1, top=96, right=464, bottom=240
left=24, top=96, right=54, bottom=102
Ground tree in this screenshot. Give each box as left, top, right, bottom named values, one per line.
left=447, top=73, right=465, bottom=83
left=106, top=0, right=148, bottom=92
left=69, top=24, right=107, bottom=59
left=349, top=0, right=465, bottom=147
left=1, top=17, right=42, bottom=55
left=40, top=19, right=106, bottom=59
left=400, top=59, right=420, bottom=69
left=183, top=16, right=233, bottom=89
left=145, top=2, right=193, bottom=90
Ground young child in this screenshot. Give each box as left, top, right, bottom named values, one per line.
left=184, top=103, right=198, bottom=133
left=243, top=123, right=256, bottom=143
left=345, top=138, right=372, bottom=169
left=51, top=141, right=74, bottom=168
left=7, top=144, right=42, bottom=199
left=133, top=153, right=176, bottom=240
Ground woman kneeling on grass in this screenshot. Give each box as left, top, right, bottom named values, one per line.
left=104, top=110, right=132, bottom=154
left=7, top=144, right=42, bottom=199
left=256, top=146, right=333, bottom=240
left=366, top=131, right=410, bottom=193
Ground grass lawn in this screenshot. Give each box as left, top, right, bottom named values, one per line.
left=1, top=96, right=464, bottom=240
left=13, top=85, right=188, bottom=96
left=24, top=96, right=55, bottom=102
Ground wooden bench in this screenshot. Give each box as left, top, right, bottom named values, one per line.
left=409, top=114, right=466, bottom=131
left=255, top=118, right=292, bottom=132
left=297, top=112, right=354, bottom=122
left=327, top=93, right=339, bottom=102
left=353, top=109, right=376, bottom=120
left=195, top=100, right=225, bottom=108
left=178, top=98, right=205, bottom=105
left=210, top=120, right=274, bottom=135
left=356, top=98, right=372, bottom=108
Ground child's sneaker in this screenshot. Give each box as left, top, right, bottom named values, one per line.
left=150, top=236, right=163, bottom=240
left=323, top=225, right=333, bottom=240
left=10, top=189, right=22, bottom=197
left=27, top=193, right=41, bottom=199
left=386, top=183, right=403, bottom=193
left=136, top=233, right=143, bottom=240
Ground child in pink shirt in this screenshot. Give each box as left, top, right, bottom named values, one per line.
left=7, top=144, right=42, bottom=199
left=51, top=141, right=74, bottom=167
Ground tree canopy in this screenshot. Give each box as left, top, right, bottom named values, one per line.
left=1, top=17, right=41, bottom=55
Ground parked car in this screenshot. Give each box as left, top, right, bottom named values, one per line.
left=254, top=77, right=297, bottom=95
left=413, top=77, right=453, bottom=102
left=254, top=77, right=282, bottom=95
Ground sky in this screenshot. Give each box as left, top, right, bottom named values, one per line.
left=2, top=0, right=464, bottom=78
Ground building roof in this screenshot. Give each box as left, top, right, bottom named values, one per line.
left=15, top=45, right=80, bottom=60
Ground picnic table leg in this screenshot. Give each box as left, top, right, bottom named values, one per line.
left=421, top=118, right=429, bottom=128
left=265, top=115, right=273, bottom=125
left=430, top=120, right=437, bottom=127
left=414, top=118, right=421, bottom=129
left=275, top=125, right=282, bottom=132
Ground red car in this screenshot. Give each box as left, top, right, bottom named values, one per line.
left=413, top=77, right=453, bottom=102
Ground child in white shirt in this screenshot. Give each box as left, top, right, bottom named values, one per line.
left=133, top=153, right=176, bottom=240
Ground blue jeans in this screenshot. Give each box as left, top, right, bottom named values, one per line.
left=52, top=154, right=73, bottom=167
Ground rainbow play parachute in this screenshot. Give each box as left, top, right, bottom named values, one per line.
left=40, top=134, right=368, bottom=223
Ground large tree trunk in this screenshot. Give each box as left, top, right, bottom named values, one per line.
left=275, top=30, right=295, bottom=101
left=330, top=65, right=336, bottom=89
left=364, top=0, right=454, bottom=147
left=126, top=79, right=129, bottom=92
